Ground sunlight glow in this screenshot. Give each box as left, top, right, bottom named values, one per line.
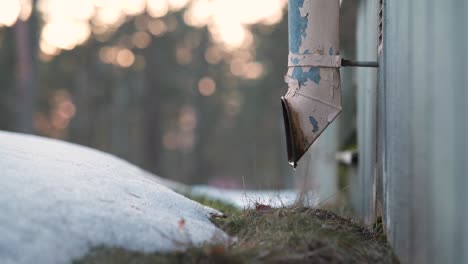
left=19, top=0, right=32, bottom=21
left=93, top=5, right=125, bottom=27
left=0, top=0, right=21, bottom=26
left=184, top=0, right=287, bottom=49
left=35, top=0, right=190, bottom=54
left=121, top=0, right=146, bottom=16
left=0, top=0, right=286, bottom=57
left=39, top=39, right=60, bottom=56
left=42, top=19, right=90, bottom=51
left=38, top=0, right=94, bottom=21
left=147, top=0, right=169, bottom=18
left=38, top=0, right=95, bottom=53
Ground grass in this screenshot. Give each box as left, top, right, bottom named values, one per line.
left=76, top=195, right=398, bottom=264
left=188, top=194, right=241, bottom=217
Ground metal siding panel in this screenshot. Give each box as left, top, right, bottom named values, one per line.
left=382, top=0, right=412, bottom=261
left=356, top=0, right=378, bottom=224
left=361, top=0, right=468, bottom=262
left=461, top=3, right=468, bottom=263
left=446, top=2, right=468, bottom=263
left=384, top=0, right=468, bottom=263
left=354, top=0, right=366, bottom=221
left=429, top=1, right=458, bottom=262
left=409, top=0, right=433, bottom=262
left=453, top=0, right=468, bottom=260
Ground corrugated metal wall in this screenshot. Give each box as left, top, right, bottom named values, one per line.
left=353, top=0, right=378, bottom=225
left=355, top=0, right=468, bottom=263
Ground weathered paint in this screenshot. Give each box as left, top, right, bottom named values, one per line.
left=288, top=0, right=308, bottom=54
left=289, top=54, right=342, bottom=68
left=309, top=116, right=319, bottom=132
left=293, top=0, right=358, bottom=208
left=292, top=66, right=321, bottom=85
left=282, top=0, right=342, bottom=166
left=291, top=57, right=300, bottom=65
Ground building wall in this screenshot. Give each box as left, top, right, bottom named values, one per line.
left=355, top=0, right=468, bottom=263
left=353, top=0, right=378, bottom=225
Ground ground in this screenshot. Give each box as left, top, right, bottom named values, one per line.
left=77, top=196, right=398, bottom=264
left=0, top=131, right=398, bottom=264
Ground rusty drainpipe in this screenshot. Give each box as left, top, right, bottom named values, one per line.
left=281, top=0, right=342, bottom=168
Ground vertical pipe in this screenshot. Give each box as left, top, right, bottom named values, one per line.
left=282, top=0, right=342, bottom=167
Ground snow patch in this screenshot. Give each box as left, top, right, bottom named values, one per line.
left=191, top=185, right=318, bottom=208
left=0, top=131, right=228, bottom=264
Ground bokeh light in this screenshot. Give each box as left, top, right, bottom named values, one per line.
left=0, top=0, right=21, bottom=26
left=198, top=77, right=216, bottom=96
left=116, top=48, right=135, bottom=67
left=176, top=47, right=192, bottom=65
left=184, top=0, right=286, bottom=49
left=19, top=0, right=33, bottom=21
left=148, top=19, right=167, bottom=36
left=204, top=46, right=222, bottom=65
left=132, top=31, right=151, bottom=49
left=34, top=89, right=76, bottom=139
left=0, top=0, right=286, bottom=56
left=162, top=105, right=197, bottom=152
left=0, top=0, right=285, bottom=76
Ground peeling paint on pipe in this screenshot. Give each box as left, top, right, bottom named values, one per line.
left=282, top=0, right=342, bottom=167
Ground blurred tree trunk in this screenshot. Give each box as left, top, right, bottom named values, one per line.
left=143, top=43, right=162, bottom=174
left=14, top=18, right=36, bottom=133
left=72, top=47, right=92, bottom=145
left=111, top=71, right=129, bottom=158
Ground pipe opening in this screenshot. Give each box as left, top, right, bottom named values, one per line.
left=281, top=97, right=297, bottom=168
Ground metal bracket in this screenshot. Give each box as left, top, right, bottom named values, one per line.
left=341, top=59, right=379, bottom=68
left=288, top=54, right=379, bottom=68
left=288, top=54, right=341, bottom=68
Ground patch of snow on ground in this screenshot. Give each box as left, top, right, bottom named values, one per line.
left=191, top=185, right=318, bottom=208
left=0, top=131, right=228, bottom=264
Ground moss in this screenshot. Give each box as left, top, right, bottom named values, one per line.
left=212, top=207, right=397, bottom=263
left=187, top=194, right=240, bottom=217
left=76, top=196, right=399, bottom=264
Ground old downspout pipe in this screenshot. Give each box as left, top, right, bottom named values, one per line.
left=281, top=0, right=342, bottom=167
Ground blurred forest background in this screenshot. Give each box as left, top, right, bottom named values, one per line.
left=0, top=0, right=293, bottom=189
left=0, top=0, right=356, bottom=190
